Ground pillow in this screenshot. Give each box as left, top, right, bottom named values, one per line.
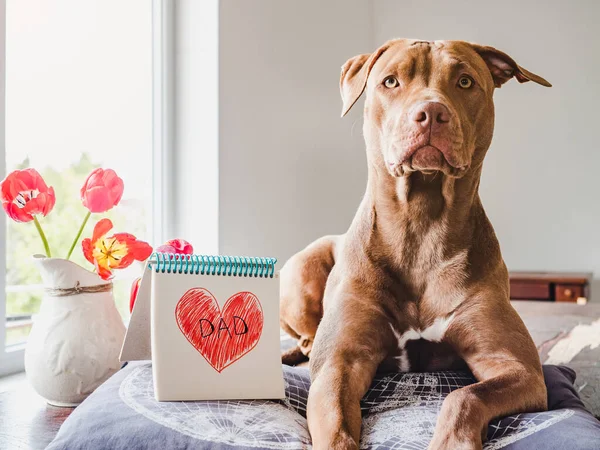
left=47, top=362, right=600, bottom=450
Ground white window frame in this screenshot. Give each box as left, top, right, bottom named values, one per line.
left=152, top=0, right=174, bottom=245
left=0, top=0, right=20, bottom=378
left=0, top=0, right=173, bottom=377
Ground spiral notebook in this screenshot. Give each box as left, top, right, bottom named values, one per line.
left=120, top=253, right=285, bottom=401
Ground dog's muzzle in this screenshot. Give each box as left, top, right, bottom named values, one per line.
left=387, top=101, right=469, bottom=177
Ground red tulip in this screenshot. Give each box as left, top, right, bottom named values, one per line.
left=155, top=239, right=194, bottom=255
left=80, top=168, right=124, bottom=213
left=82, top=218, right=152, bottom=280
left=129, top=277, right=141, bottom=313
left=0, top=168, right=56, bottom=223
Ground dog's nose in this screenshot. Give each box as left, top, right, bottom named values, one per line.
left=410, top=102, right=450, bottom=128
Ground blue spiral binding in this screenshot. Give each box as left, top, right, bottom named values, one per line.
left=149, top=252, right=277, bottom=278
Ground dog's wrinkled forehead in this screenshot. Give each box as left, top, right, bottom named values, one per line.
left=368, top=40, right=493, bottom=90
left=340, top=39, right=551, bottom=117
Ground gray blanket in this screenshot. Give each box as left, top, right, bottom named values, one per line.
left=47, top=362, right=600, bottom=449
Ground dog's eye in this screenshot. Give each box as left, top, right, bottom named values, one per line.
left=383, top=76, right=399, bottom=89
left=458, top=76, right=474, bottom=89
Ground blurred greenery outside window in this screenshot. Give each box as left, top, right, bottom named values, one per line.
left=5, top=0, right=152, bottom=347
left=5, top=154, right=151, bottom=346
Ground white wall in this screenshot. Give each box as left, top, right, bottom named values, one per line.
left=189, top=0, right=600, bottom=297
left=372, top=0, right=600, bottom=297
left=218, top=0, right=371, bottom=259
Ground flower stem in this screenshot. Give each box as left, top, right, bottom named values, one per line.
left=66, top=211, right=91, bottom=260
left=33, top=216, right=52, bottom=258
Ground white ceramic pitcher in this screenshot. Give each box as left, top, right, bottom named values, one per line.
left=25, top=254, right=125, bottom=406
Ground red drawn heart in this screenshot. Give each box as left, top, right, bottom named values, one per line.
left=175, top=288, right=263, bottom=372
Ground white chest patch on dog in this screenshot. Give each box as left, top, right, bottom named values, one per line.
left=389, top=314, right=454, bottom=372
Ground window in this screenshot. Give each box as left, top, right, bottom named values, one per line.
left=1, top=0, right=153, bottom=372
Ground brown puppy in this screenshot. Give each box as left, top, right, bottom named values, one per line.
left=280, top=39, right=551, bottom=450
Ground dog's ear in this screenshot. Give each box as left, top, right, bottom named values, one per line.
left=471, top=44, right=551, bottom=88
left=340, top=44, right=390, bottom=117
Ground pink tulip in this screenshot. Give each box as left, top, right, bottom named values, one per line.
left=130, top=277, right=141, bottom=313
left=156, top=239, right=194, bottom=255
left=80, top=168, right=124, bottom=213
left=0, top=168, right=56, bottom=223
left=0, top=168, right=54, bottom=256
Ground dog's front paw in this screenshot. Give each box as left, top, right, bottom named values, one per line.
left=312, top=430, right=358, bottom=450
left=331, top=431, right=359, bottom=450
left=427, top=432, right=482, bottom=450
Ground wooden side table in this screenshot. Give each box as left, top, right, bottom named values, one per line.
left=509, top=271, right=592, bottom=304
left=0, top=383, right=74, bottom=449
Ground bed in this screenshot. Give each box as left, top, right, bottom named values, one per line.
left=46, top=301, right=600, bottom=449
